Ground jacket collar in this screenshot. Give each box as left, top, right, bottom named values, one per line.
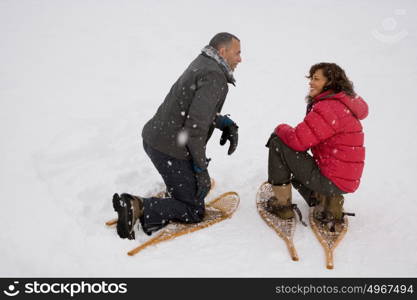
left=313, top=90, right=334, bottom=101
left=201, top=45, right=236, bottom=85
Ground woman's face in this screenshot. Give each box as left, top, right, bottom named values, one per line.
left=309, top=69, right=328, bottom=98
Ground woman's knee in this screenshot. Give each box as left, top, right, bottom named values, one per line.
left=267, top=134, right=287, bottom=152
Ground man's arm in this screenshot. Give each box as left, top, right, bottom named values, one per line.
left=184, top=71, right=225, bottom=170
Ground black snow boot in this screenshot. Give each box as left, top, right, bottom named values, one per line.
left=112, top=193, right=144, bottom=240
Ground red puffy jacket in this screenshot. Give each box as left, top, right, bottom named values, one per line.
left=275, top=91, right=368, bottom=193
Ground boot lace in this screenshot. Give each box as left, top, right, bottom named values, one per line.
left=291, top=204, right=307, bottom=227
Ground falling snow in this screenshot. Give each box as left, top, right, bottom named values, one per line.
left=177, top=130, right=189, bottom=146
left=1, top=0, right=416, bottom=279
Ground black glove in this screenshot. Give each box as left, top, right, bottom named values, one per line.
left=195, top=169, right=211, bottom=200
left=220, top=123, right=239, bottom=155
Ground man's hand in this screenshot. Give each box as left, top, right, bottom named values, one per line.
left=220, top=123, right=239, bottom=155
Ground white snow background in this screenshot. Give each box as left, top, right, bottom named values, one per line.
left=1, top=0, right=417, bottom=277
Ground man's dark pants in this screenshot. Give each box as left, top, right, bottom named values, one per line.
left=139, top=141, right=206, bottom=235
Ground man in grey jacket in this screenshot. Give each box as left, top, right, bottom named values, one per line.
left=113, top=32, right=242, bottom=238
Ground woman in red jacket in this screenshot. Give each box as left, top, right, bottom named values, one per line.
left=266, top=62, right=368, bottom=230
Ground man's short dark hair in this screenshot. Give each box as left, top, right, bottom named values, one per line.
left=209, top=32, right=240, bottom=50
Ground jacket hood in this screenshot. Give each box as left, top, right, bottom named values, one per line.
left=315, top=91, right=369, bottom=120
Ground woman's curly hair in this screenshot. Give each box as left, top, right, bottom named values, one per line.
left=307, top=62, right=355, bottom=97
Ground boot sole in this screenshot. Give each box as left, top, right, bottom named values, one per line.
left=112, top=193, right=135, bottom=240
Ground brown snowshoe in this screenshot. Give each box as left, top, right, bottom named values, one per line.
left=256, top=182, right=301, bottom=261
left=309, top=207, right=349, bottom=269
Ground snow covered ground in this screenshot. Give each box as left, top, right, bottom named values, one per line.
left=1, top=0, right=417, bottom=277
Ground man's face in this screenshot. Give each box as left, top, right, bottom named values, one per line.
left=219, top=39, right=242, bottom=71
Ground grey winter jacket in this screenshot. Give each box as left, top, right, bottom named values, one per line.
left=142, top=48, right=235, bottom=170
